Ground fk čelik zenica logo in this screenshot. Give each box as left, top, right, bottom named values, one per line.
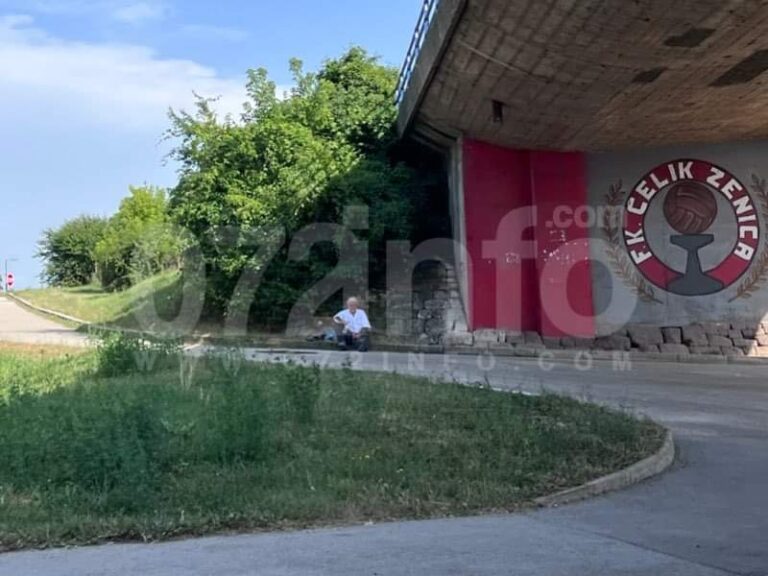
left=603, top=158, right=768, bottom=302
left=623, top=159, right=760, bottom=296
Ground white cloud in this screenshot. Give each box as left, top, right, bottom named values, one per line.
left=0, top=14, right=247, bottom=131
left=1, top=1, right=161, bottom=18
left=181, top=23, right=248, bottom=43
left=0, top=1, right=95, bottom=15
left=0, top=13, right=33, bottom=26
left=111, top=1, right=165, bottom=24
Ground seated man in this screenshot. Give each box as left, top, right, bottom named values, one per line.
left=333, top=297, right=371, bottom=352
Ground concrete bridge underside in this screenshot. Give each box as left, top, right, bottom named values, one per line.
left=399, top=0, right=768, bottom=151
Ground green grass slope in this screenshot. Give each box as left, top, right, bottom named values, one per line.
left=17, top=272, right=183, bottom=329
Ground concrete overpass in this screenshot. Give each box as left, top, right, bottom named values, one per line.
left=396, top=0, right=768, bottom=344
left=398, top=0, right=768, bottom=150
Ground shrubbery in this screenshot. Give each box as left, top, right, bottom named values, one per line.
left=38, top=216, right=109, bottom=287
left=93, top=330, right=182, bottom=377
left=37, top=48, right=442, bottom=329
left=38, top=187, right=181, bottom=292
left=94, top=186, right=182, bottom=290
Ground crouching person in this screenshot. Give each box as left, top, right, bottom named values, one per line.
left=333, top=297, right=371, bottom=352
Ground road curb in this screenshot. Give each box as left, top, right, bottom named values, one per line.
left=6, top=293, right=89, bottom=326
left=534, top=430, right=675, bottom=508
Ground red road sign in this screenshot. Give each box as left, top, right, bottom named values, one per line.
left=6, top=273, right=14, bottom=289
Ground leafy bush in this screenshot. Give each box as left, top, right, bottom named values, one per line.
left=93, top=330, right=181, bottom=377
left=38, top=216, right=109, bottom=287
left=168, top=47, right=435, bottom=326
left=35, top=48, right=446, bottom=329
left=94, top=186, right=182, bottom=291
left=38, top=188, right=183, bottom=292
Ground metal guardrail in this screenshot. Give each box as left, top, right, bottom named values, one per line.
left=395, top=0, right=441, bottom=104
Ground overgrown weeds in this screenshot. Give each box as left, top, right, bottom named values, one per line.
left=0, top=341, right=665, bottom=551
left=92, top=330, right=182, bottom=377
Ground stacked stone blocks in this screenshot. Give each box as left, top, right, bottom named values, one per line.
left=446, top=322, right=768, bottom=358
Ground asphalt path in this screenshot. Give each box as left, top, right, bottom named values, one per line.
left=0, top=296, right=87, bottom=347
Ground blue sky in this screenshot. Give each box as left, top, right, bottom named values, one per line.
left=0, top=0, right=422, bottom=288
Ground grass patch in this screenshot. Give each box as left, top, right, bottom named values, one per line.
left=16, top=271, right=182, bottom=328
left=0, top=342, right=87, bottom=359
left=0, top=341, right=664, bottom=551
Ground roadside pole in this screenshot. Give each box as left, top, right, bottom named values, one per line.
left=4, top=258, right=18, bottom=293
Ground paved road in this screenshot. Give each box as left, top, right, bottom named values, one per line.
left=0, top=296, right=86, bottom=346
left=1, top=300, right=767, bottom=575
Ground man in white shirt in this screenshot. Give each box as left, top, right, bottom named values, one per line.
left=333, top=297, right=372, bottom=352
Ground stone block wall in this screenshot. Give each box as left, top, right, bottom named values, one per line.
left=412, top=261, right=467, bottom=345
left=450, top=322, right=768, bottom=358
left=399, top=258, right=768, bottom=359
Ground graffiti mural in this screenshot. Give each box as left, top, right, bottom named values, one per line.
left=620, top=159, right=761, bottom=297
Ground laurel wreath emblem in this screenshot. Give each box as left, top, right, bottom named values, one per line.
left=728, top=175, right=768, bottom=302
left=601, top=181, right=663, bottom=304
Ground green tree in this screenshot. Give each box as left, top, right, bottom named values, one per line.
left=95, top=186, right=181, bottom=290
left=167, top=47, right=432, bottom=325
left=38, top=216, right=109, bottom=287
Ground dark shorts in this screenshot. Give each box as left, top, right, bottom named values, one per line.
left=340, top=330, right=370, bottom=352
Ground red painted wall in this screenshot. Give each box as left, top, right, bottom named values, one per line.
left=530, top=151, right=595, bottom=337
left=462, top=140, right=595, bottom=337
left=462, top=140, right=538, bottom=331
